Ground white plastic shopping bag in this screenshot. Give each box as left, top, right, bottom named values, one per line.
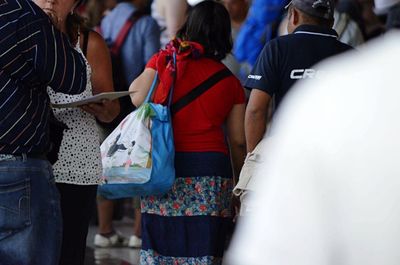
left=100, top=104, right=154, bottom=184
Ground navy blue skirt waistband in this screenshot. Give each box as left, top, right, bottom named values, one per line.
left=174, top=152, right=232, bottom=178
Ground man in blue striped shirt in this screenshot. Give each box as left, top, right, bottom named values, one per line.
left=0, top=0, right=87, bottom=264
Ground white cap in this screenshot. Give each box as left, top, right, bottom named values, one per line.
left=187, top=0, right=205, bottom=6
left=374, top=0, right=400, bottom=14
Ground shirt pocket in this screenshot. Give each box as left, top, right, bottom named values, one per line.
left=0, top=178, right=31, bottom=241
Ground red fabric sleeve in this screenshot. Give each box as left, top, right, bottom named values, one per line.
left=232, top=78, right=246, bottom=105
left=146, top=54, right=158, bottom=69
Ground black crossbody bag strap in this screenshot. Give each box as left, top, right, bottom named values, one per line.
left=171, top=68, right=232, bottom=115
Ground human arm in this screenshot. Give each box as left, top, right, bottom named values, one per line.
left=129, top=68, right=157, bottom=108
left=79, top=31, right=120, bottom=123
left=243, top=41, right=278, bottom=152
left=245, top=89, right=271, bottom=153
left=227, top=103, right=247, bottom=184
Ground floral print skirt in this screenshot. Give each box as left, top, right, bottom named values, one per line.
left=140, top=152, right=234, bottom=265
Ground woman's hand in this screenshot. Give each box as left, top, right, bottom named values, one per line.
left=80, top=99, right=117, bottom=123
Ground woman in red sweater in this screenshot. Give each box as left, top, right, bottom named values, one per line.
left=129, top=1, right=246, bottom=264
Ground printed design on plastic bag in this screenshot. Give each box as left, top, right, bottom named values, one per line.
left=101, top=103, right=155, bottom=184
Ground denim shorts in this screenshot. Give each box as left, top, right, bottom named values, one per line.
left=0, top=155, right=62, bottom=265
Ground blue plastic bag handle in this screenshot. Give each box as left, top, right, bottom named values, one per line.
left=144, top=52, right=176, bottom=107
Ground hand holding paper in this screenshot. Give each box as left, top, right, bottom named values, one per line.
left=51, top=91, right=135, bottom=108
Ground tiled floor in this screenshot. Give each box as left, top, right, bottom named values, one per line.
left=85, top=217, right=140, bottom=265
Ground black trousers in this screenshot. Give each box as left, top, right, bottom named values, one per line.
left=56, top=183, right=98, bottom=265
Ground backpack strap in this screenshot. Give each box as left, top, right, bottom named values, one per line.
left=170, top=68, right=233, bottom=115
left=110, top=10, right=144, bottom=55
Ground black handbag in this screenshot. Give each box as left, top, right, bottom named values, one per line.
left=47, top=110, right=68, bottom=164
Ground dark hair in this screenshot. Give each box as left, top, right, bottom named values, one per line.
left=66, top=1, right=89, bottom=43
left=289, top=5, right=333, bottom=27
left=177, top=1, right=232, bottom=61
left=301, top=10, right=333, bottom=26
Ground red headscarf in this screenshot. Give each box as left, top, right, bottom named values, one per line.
left=154, top=39, right=204, bottom=104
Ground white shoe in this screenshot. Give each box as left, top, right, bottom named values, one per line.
left=128, top=235, right=142, bottom=248
left=94, top=232, right=128, bottom=248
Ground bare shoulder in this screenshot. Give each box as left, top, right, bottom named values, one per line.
left=87, top=30, right=108, bottom=51
left=83, top=30, right=110, bottom=63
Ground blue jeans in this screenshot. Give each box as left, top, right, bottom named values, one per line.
left=0, top=155, right=62, bottom=265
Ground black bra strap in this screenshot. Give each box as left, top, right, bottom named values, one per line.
left=82, top=30, right=90, bottom=57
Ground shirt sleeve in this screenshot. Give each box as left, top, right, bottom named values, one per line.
left=21, top=15, right=87, bottom=94
left=232, top=77, right=246, bottom=104
left=244, top=40, right=280, bottom=97
left=146, top=54, right=158, bottom=69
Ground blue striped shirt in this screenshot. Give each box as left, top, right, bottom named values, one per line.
left=0, top=0, right=87, bottom=155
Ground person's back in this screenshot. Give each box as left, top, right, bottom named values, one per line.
left=101, top=1, right=160, bottom=88
left=260, top=25, right=352, bottom=107
left=0, top=1, right=87, bottom=264
left=148, top=49, right=244, bottom=154
left=244, top=0, right=353, bottom=154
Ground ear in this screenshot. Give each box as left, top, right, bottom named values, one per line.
left=292, top=7, right=300, bottom=26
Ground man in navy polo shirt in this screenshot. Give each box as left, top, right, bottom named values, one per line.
left=244, top=0, right=353, bottom=152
